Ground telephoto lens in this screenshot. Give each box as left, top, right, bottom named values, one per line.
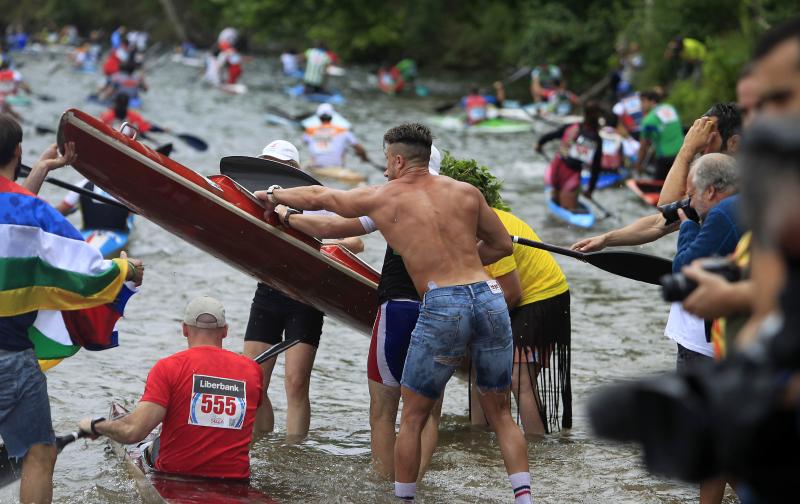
left=660, top=257, right=742, bottom=302
left=658, top=197, right=700, bottom=225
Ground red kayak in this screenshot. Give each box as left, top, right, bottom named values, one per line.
left=625, top=178, right=664, bottom=206
left=57, top=108, right=379, bottom=334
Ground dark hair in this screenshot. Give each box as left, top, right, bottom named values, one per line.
left=753, top=16, right=800, bottom=63
left=383, top=123, right=432, bottom=166
left=640, top=89, right=662, bottom=102
left=704, top=102, right=742, bottom=151
left=0, top=114, right=22, bottom=166
left=114, top=93, right=130, bottom=120
left=605, top=111, right=619, bottom=129
left=583, top=101, right=602, bottom=129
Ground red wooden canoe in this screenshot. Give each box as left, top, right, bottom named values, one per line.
left=625, top=178, right=664, bottom=206
left=57, top=108, right=379, bottom=334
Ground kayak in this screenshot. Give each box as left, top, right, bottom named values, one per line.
left=4, top=95, right=32, bottom=106
left=300, top=112, right=351, bottom=130
left=219, top=83, right=248, bottom=95
left=546, top=196, right=596, bottom=229
left=108, top=402, right=279, bottom=504
left=82, top=215, right=134, bottom=258
left=308, top=166, right=366, bottom=184
left=170, top=53, right=204, bottom=68
left=58, top=108, right=379, bottom=334
left=428, top=115, right=533, bottom=134
left=264, top=111, right=351, bottom=130
left=285, top=84, right=344, bottom=105
left=626, top=178, right=663, bottom=206
left=581, top=169, right=628, bottom=190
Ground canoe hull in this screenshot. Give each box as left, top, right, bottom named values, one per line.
left=58, top=108, right=379, bottom=334
left=626, top=178, right=663, bottom=206
left=546, top=198, right=596, bottom=229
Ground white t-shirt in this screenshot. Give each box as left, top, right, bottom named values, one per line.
left=303, top=127, right=358, bottom=168
left=281, top=53, right=299, bottom=74
left=664, top=302, right=713, bottom=357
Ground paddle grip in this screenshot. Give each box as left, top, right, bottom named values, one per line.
left=512, top=236, right=584, bottom=260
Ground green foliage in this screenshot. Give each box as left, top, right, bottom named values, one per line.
left=439, top=151, right=511, bottom=212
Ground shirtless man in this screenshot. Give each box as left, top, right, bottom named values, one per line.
left=255, top=123, right=532, bottom=503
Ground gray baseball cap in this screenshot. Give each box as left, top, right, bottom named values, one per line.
left=183, top=296, right=227, bottom=328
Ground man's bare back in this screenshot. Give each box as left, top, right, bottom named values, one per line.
left=256, top=128, right=511, bottom=297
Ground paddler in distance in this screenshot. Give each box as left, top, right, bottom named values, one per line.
left=243, top=140, right=364, bottom=441
left=78, top=297, right=263, bottom=480
left=255, top=123, right=533, bottom=503
left=304, top=103, right=370, bottom=169
left=268, top=146, right=445, bottom=480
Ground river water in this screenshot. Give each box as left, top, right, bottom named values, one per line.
left=3, top=51, right=736, bottom=503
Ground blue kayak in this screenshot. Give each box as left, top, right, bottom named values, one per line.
left=546, top=198, right=596, bottom=229
left=285, top=84, right=344, bottom=105
left=81, top=216, right=134, bottom=258
left=580, top=169, right=628, bottom=190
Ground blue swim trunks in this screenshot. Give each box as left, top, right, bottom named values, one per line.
left=401, top=280, right=513, bottom=399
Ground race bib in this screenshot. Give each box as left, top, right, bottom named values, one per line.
left=655, top=105, right=678, bottom=123
left=487, top=279, right=503, bottom=295
left=602, top=136, right=622, bottom=155
left=568, top=136, right=597, bottom=165
left=188, top=374, right=247, bottom=430
left=467, top=107, right=487, bottom=122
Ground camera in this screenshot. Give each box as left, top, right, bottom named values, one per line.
left=660, top=257, right=741, bottom=302
left=658, top=197, right=700, bottom=225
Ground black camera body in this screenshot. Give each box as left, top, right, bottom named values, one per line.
left=660, top=257, right=741, bottom=302
left=658, top=197, right=700, bottom=225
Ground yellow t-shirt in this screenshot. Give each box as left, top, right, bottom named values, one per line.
left=484, top=209, right=569, bottom=306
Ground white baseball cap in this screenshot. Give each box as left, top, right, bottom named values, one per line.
left=261, top=140, right=300, bottom=163
left=316, top=103, right=334, bottom=117
left=183, top=296, right=227, bottom=328
left=428, top=144, right=441, bottom=175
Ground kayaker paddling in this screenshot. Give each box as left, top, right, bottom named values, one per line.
left=78, top=296, right=264, bottom=480
left=304, top=103, right=370, bottom=169
left=256, top=123, right=532, bottom=503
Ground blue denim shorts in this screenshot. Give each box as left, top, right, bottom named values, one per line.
left=401, top=280, right=513, bottom=399
left=0, top=349, right=55, bottom=459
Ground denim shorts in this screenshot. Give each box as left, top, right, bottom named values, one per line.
left=0, top=349, right=55, bottom=459
left=401, top=280, right=513, bottom=399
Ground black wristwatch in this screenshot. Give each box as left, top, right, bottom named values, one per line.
left=283, top=208, right=303, bottom=228
left=91, top=416, right=106, bottom=436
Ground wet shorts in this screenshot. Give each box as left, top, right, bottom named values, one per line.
left=367, top=299, right=421, bottom=387
left=0, top=349, right=55, bottom=460
left=545, top=157, right=581, bottom=193
left=244, top=283, right=324, bottom=348
left=401, top=280, right=513, bottom=399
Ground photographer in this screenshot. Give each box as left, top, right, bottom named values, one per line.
left=588, top=116, right=800, bottom=504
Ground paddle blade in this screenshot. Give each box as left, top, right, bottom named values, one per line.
left=0, top=444, right=23, bottom=488
left=35, top=125, right=56, bottom=135
left=584, top=250, right=673, bottom=285
left=434, top=101, right=457, bottom=114
left=176, top=134, right=208, bottom=152
left=155, top=143, right=174, bottom=157
left=220, top=156, right=323, bottom=192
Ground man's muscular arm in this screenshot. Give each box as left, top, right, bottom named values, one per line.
left=275, top=204, right=368, bottom=239
left=475, top=193, right=513, bottom=264
left=255, top=185, right=377, bottom=219
left=78, top=401, right=166, bottom=444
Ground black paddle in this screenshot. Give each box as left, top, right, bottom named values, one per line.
left=254, top=338, right=302, bottom=364
left=146, top=125, right=208, bottom=152
left=512, top=236, right=672, bottom=285
left=19, top=164, right=133, bottom=211
left=433, top=66, right=531, bottom=114
left=263, top=106, right=311, bottom=130
left=220, top=156, right=323, bottom=192
left=0, top=431, right=87, bottom=488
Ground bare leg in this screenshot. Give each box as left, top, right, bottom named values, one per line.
left=476, top=388, right=529, bottom=475
left=20, top=443, right=57, bottom=504
left=418, top=394, right=444, bottom=480
left=469, top=369, right=489, bottom=426
left=511, top=362, right=545, bottom=436
left=394, top=387, right=438, bottom=484
left=284, top=342, right=317, bottom=441
left=244, top=340, right=278, bottom=435
left=700, top=478, right=727, bottom=504
left=368, top=379, right=400, bottom=480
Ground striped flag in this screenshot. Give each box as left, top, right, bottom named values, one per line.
left=0, top=176, right=135, bottom=370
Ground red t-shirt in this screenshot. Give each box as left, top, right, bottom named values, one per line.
left=99, top=109, right=152, bottom=133
left=140, top=346, right=263, bottom=479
